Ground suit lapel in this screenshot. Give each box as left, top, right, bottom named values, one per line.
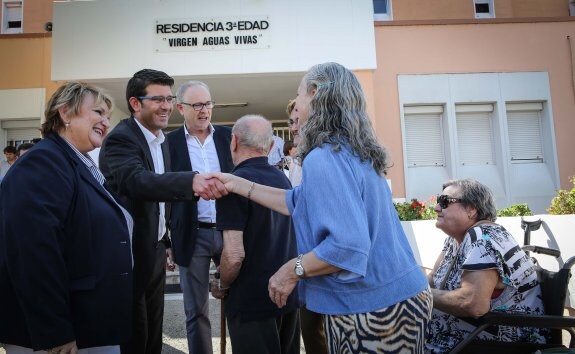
left=126, top=117, right=155, bottom=170
left=213, top=126, right=233, bottom=171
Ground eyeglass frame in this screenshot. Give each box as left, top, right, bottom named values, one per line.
left=179, top=101, right=215, bottom=111
left=137, top=95, right=177, bottom=104
left=436, top=194, right=463, bottom=209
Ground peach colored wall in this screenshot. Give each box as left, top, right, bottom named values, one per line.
left=393, top=0, right=473, bottom=21
left=373, top=21, right=575, bottom=196
left=24, top=0, right=53, bottom=34
left=496, top=0, right=569, bottom=18
left=355, top=70, right=377, bottom=131
left=392, top=0, right=569, bottom=21
left=0, top=36, right=60, bottom=97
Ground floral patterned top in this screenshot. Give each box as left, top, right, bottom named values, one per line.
left=425, top=223, right=546, bottom=353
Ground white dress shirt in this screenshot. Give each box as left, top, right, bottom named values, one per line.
left=184, top=124, right=221, bottom=223
left=134, top=119, right=167, bottom=241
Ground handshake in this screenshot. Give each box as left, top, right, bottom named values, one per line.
left=192, top=173, right=234, bottom=201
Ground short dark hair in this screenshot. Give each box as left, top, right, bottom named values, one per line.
left=126, top=69, right=174, bottom=114
left=3, top=146, right=16, bottom=154
left=17, top=143, right=34, bottom=154
left=283, top=140, right=294, bottom=156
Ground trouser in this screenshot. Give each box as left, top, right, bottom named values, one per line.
left=121, top=242, right=167, bottom=354
left=227, top=309, right=301, bottom=354
left=301, top=306, right=328, bottom=354
left=179, top=227, right=223, bottom=354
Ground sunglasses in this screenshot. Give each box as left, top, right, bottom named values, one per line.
left=437, top=195, right=462, bottom=209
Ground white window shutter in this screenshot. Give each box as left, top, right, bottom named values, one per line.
left=405, top=111, right=444, bottom=167
left=507, top=108, right=543, bottom=162
left=456, top=109, right=494, bottom=165
left=7, top=128, right=41, bottom=146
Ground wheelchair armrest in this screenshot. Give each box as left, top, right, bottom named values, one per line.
left=480, top=312, right=575, bottom=329
left=450, top=312, right=575, bottom=353
left=522, top=245, right=561, bottom=258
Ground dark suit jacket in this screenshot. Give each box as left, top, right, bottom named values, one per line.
left=166, top=125, right=234, bottom=266
left=0, top=133, right=133, bottom=350
left=99, top=117, right=198, bottom=298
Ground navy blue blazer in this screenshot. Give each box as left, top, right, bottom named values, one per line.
left=166, top=125, right=234, bottom=266
left=99, top=117, right=199, bottom=297
left=0, top=133, right=133, bottom=350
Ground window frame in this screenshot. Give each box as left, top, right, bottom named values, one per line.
left=373, top=0, right=392, bottom=21
left=2, top=0, right=23, bottom=34
left=474, top=0, right=495, bottom=19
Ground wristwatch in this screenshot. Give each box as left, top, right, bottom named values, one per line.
left=294, top=254, right=305, bottom=278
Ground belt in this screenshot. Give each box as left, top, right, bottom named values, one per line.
left=198, top=222, right=217, bottom=229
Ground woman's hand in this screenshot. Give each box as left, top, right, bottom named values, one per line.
left=215, top=172, right=242, bottom=195
left=47, top=341, right=78, bottom=354
left=268, top=258, right=299, bottom=308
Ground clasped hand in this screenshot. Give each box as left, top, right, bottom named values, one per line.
left=193, top=173, right=238, bottom=200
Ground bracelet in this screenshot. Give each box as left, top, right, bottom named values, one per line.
left=247, top=181, right=255, bottom=200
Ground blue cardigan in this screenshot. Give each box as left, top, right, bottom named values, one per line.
left=286, top=143, right=427, bottom=315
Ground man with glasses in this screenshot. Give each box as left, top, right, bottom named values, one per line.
left=167, top=80, right=234, bottom=354
left=99, top=69, right=227, bottom=354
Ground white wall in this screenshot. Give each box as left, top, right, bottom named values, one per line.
left=0, top=88, right=45, bottom=148
left=398, top=72, right=559, bottom=213
left=51, top=0, right=376, bottom=80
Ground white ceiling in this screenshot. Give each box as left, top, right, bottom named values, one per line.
left=88, top=72, right=303, bottom=128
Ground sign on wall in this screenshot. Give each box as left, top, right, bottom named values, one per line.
left=155, top=16, right=271, bottom=52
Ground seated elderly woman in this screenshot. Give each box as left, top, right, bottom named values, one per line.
left=425, top=178, right=546, bottom=353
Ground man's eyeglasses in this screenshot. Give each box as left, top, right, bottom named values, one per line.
left=437, top=195, right=462, bottom=209
left=180, top=101, right=215, bottom=111
left=138, top=96, right=177, bottom=104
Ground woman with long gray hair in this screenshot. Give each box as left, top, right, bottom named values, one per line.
left=215, top=62, right=432, bottom=353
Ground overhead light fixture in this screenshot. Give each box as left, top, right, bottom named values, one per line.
left=214, top=102, right=248, bottom=108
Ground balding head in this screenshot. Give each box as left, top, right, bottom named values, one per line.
left=231, top=115, right=274, bottom=165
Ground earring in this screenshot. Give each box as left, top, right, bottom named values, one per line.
left=65, top=122, right=70, bottom=127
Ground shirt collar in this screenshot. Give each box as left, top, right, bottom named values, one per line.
left=184, top=123, right=214, bottom=139
left=134, top=117, right=165, bottom=144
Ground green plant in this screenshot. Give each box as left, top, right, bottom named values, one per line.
left=547, top=176, right=575, bottom=215
left=496, top=203, right=533, bottom=217
left=394, top=197, right=437, bottom=221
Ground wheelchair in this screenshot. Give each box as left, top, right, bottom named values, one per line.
left=448, top=218, right=575, bottom=354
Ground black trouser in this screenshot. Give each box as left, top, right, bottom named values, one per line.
left=228, top=309, right=301, bottom=354
left=121, top=242, right=166, bottom=354
left=301, top=306, right=329, bottom=354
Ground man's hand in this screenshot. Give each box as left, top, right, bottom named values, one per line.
left=192, top=173, right=228, bottom=200
left=209, top=278, right=228, bottom=299
left=166, top=248, right=176, bottom=272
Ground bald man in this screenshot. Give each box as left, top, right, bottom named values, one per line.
left=212, top=115, right=300, bottom=354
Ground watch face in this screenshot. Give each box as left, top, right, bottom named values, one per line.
left=295, top=266, right=304, bottom=276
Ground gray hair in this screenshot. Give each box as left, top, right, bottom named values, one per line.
left=176, top=80, right=211, bottom=101
left=298, top=62, right=390, bottom=175
left=442, top=178, right=497, bottom=222
left=232, top=114, right=273, bottom=153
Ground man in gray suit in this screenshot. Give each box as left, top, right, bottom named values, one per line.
left=167, top=80, right=234, bottom=354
